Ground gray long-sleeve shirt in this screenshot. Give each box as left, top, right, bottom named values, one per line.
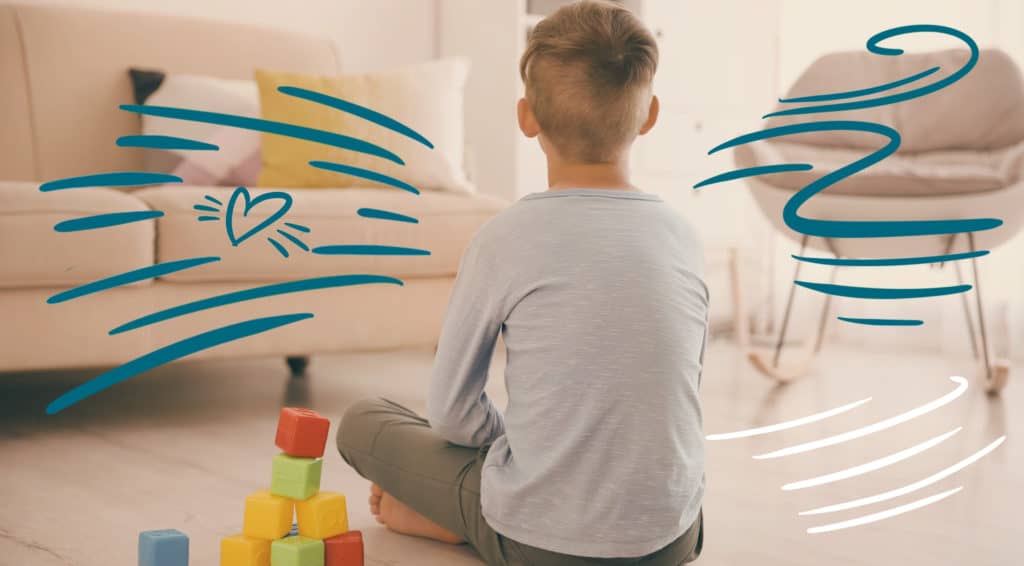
left=427, top=188, right=708, bottom=558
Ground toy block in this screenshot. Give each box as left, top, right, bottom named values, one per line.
left=221, top=534, right=270, bottom=566
left=243, top=490, right=294, bottom=540
left=324, top=531, right=363, bottom=566
left=296, top=491, right=348, bottom=539
left=271, top=536, right=324, bottom=566
left=276, top=408, right=330, bottom=458
left=139, top=529, right=188, bottom=566
left=271, top=453, right=322, bottom=500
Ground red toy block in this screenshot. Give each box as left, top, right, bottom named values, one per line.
left=324, top=530, right=363, bottom=566
left=275, top=407, right=330, bottom=458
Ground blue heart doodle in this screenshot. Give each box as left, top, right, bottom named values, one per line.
left=224, top=187, right=293, bottom=246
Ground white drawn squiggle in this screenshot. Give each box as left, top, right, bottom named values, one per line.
left=754, top=376, right=968, bottom=459
left=800, top=435, right=1006, bottom=515
left=806, top=486, right=963, bottom=534
left=706, top=397, right=872, bottom=441
left=782, top=427, right=962, bottom=491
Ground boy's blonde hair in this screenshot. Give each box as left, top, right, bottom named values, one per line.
left=519, top=0, right=658, bottom=163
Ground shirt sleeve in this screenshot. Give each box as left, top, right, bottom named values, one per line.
left=426, top=234, right=507, bottom=447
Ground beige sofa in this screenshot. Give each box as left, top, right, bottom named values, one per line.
left=0, top=4, right=506, bottom=373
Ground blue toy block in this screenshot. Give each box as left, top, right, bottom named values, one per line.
left=139, top=529, right=189, bottom=566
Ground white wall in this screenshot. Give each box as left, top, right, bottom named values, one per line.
left=12, top=0, right=438, bottom=72
left=778, top=0, right=1005, bottom=89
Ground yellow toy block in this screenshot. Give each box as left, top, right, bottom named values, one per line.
left=242, top=490, right=294, bottom=540
left=295, top=491, right=348, bottom=539
left=220, top=534, right=270, bottom=566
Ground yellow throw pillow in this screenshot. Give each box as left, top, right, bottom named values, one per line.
left=255, top=58, right=473, bottom=193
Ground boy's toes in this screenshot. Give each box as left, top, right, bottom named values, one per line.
left=370, top=483, right=383, bottom=497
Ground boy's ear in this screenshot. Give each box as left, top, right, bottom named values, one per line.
left=518, top=97, right=541, bottom=138
left=638, top=95, right=660, bottom=136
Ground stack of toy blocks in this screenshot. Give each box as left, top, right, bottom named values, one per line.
left=221, top=407, right=364, bottom=566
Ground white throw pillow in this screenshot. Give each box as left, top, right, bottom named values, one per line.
left=128, top=69, right=262, bottom=184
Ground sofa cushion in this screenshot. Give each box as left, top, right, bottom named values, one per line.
left=0, top=182, right=155, bottom=288
left=733, top=139, right=1024, bottom=197
left=134, top=185, right=507, bottom=282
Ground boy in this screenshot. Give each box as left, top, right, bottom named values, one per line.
left=337, top=1, right=708, bottom=564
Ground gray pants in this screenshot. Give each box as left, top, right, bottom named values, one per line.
left=337, top=398, right=703, bottom=566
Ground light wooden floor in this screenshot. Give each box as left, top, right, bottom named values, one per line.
left=1, top=340, right=1021, bottom=565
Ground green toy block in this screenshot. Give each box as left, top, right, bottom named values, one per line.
left=271, top=536, right=324, bottom=566
left=271, top=453, right=322, bottom=500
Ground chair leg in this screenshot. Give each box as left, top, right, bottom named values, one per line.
left=966, top=232, right=1010, bottom=394
left=954, top=259, right=980, bottom=359
left=748, top=234, right=818, bottom=382
left=286, top=356, right=309, bottom=378
left=813, top=265, right=837, bottom=354
left=772, top=234, right=809, bottom=366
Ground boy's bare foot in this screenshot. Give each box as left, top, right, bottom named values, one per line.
left=368, top=483, right=464, bottom=544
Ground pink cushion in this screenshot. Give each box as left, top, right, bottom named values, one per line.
left=170, top=126, right=261, bottom=186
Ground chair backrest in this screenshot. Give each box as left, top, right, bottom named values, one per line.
left=765, top=48, right=1024, bottom=154
left=0, top=4, right=341, bottom=182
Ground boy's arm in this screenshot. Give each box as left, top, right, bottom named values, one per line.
left=427, top=236, right=506, bottom=447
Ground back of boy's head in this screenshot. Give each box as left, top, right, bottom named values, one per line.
left=519, top=0, right=658, bottom=163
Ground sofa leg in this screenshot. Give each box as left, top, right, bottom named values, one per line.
left=286, top=356, right=309, bottom=378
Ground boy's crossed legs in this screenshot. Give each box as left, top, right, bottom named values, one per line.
left=368, top=482, right=463, bottom=544
left=337, top=398, right=703, bottom=566
left=336, top=398, right=515, bottom=562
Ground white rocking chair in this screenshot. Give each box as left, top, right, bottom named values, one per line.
left=732, top=46, right=1024, bottom=393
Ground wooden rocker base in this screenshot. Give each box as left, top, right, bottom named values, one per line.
left=740, top=233, right=1011, bottom=395
left=983, top=359, right=1011, bottom=395
left=747, top=345, right=816, bottom=384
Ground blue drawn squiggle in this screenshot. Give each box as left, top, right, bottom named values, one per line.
left=779, top=65, right=941, bottom=104
left=45, top=313, right=314, bottom=414
left=109, top=274, right=403, bottom=335
left=837, top=317, right=923, bottom=326
left=47, top=257, right=221, bottom=304
left=40, top=172, right=181, bottom=192
left=54, top=210, right=164, bottom=232
left=267, top=237, right=290, bottom=258
left=792, top=250, right=988, bottom=267
left=120, top=104, right=404, bottom=165
left=278, top=86, right=434, bottom=148
left=357, top=208, right=419, bottom=224
left=276, top=229, right=311, bottom=251
left=695, top=24, right=995, bottom=325
left=706, top=121, right=1002, bottom=239
left=116, top=135, right=218, bottom=151
left=692, top=164, right=813, bottom=189
left=766, top=25, right=978, bottom=117
left=312, top=245, right=431, bottom=256
left=41, top=85, right=432, bottom=413
left=795, top=281, right=971, bottom=299
left=309, top=160, right=421, bottom=194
